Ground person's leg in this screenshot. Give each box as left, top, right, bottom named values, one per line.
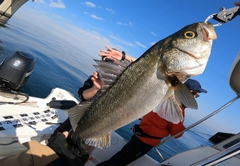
left=97, top=135, right=153, bottom=166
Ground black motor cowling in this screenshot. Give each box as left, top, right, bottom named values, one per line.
left=0, top=51, right=36, bottom=90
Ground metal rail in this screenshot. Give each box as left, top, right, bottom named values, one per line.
left=191, top=142, right=240, bottom=166
left=154, top=95, right=240, bottom=161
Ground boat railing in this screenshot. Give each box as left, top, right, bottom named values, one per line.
left=190, top=141, right=240, bottom=166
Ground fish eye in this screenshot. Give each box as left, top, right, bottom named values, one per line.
left=184, top=31, right=196, bottom=38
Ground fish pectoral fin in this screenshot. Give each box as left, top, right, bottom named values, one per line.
left=84, top=133, right=111, bottom=149
left=174, top=80, right=198, bottom=109
left=68, top=102, right=91, bottom=131
left=153, top=97, right=183, bottom=124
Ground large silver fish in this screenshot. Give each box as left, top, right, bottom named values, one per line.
left=68, top=22, right=217, bottom=149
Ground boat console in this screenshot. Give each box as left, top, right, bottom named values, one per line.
left=0, top=87, right=78, bottom=157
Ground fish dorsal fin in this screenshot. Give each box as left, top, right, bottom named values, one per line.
left=153, top=87, right=183, bottom=124
left=84, top=133, right=111, bottom=149
left=100, top=78, right=115, bottom=90
left=110, top=58, right=132, bottom=68
left=174, top=80, right=198, bottom=109
left=94, top=59, right=127, bottom=75
left=68, top=101, right=91, bottom=131
left=94, top=59, right=132, bottom=94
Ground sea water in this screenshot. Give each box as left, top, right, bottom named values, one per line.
left=0, top=17, right=214, bottom=162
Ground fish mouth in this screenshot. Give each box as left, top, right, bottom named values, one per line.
left=200, top=22, right=217, bottom=41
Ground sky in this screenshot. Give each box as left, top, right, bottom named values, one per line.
left=7, top=0, right=240, bottom=134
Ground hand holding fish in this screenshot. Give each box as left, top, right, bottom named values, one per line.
left=81, top=71, right=102, bottom=101
left=91, top=71, right=102, bottom=90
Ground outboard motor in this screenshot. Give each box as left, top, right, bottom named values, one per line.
left=0, top=51, right=36, bottom=90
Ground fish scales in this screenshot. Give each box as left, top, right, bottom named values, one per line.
left=68, top=22, right=217, bottom=148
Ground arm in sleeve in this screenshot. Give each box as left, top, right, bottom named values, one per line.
left=168, top=121, right=186, bottom=138
left=78, top=76, right=93, bottom=101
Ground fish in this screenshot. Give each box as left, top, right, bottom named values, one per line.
left=68, top=22, right=217, bottom=149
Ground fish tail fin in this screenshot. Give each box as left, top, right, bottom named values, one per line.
left=84, top=133, right=111, bottom=149
left=68, top=102, right=91, bottom=131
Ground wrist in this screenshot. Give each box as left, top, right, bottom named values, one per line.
left=121, top=51, right=126, bottom=61
left=92, top=85, right=101, bottom=90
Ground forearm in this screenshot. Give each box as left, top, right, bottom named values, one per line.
left=82, top=86, right=100, bottom=100
left=125, top=54, right=136, bottom=62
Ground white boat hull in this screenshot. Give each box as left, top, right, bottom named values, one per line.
left=0, top=88, right=76, bottom=157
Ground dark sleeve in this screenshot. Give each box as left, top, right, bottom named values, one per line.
left=78, top=76, right=93, bottom=101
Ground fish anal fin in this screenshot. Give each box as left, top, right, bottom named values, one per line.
left=84, top=133, right=111, bottom=149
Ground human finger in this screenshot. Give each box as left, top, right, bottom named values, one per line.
left=99, top=49, right=109, bottom=54
left=92, top=71, right=99, bottom=78
left=92, top=80, right=102, bottom=90
left=62, top=131, right=69, bottom=138
left=105, top=46, right=112, bottom=51
left=98, top=51, right=109, bottom=58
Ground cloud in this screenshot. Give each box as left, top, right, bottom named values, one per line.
left=35, top=0, right=46, bottom=4
left=135, top=41, right=146, bottom=48
left=49, top=0, right=65, bottom=9
left=84, top=1, right=96, bottom=8
left=116, top=21, right=133, bottom=27
left=53, top=14, right=63, bottom=19
left=105, top=8, right=115, bottom=14
left=90, top=14, right=104, bottom=21
left=150, top=31, right=157, bottom=37
left=109, top=35, right=134, bottom=47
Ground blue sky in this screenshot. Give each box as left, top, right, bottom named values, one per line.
left=11, top=0, right=240, bottom=134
